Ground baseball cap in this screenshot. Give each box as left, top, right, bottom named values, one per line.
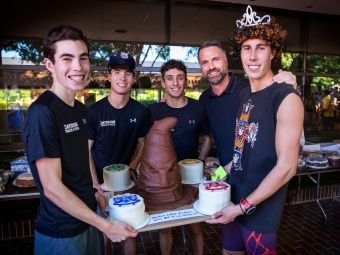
left=107, top=52, right=135, bottom=72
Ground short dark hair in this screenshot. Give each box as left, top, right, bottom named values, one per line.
left=43, top=25, right=90, bottom=64
left=324, top=89, right=331, bottom=95
left=160, top=59, right=187, bottom=80
left=197, top=40, right=226, bottom=62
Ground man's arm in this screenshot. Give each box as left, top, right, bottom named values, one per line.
left=129, top=137, right=145, bottom=181
left=198, top=134, right=212, bottom=161
left=207, top=93, right=303, bottom=224
left=36, top=157, right=137, bottom=242
left=88, top=139, right=102, bottom=193
left=273, top=69, right=297, bottom=89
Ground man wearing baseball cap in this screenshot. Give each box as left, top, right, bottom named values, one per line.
left=87, top=52, right=150, bottom=255
left=107, top=51, right=136, bottom=73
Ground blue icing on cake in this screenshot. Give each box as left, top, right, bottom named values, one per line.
left=113, top=194, right=140, bottom=207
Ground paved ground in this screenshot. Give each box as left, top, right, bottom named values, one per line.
left=1, top=199, right=339, bottom=255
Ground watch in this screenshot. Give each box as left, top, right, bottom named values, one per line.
left=240, top=198, right=256, bottom=215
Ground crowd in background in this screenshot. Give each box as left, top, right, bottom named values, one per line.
left=301, top=81, right=340, bottom=131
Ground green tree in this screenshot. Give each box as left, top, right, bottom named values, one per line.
left=280, top=52, right=340, bottom=88
left=2, top=40, right=44, bottom=64
left=1, top=40, right=176, bottom=83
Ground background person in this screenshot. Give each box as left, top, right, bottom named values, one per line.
left=22, top=26, right=137, bottom=255
left=320, top=89, right=334, bottom=130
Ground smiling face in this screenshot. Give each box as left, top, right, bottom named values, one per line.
left=44, top=40, right=90, bottom=92
left=198, top=46, right=228, bottom=85
left=240, top=38, right=275, bottom=82
left=108, top=68, right=135, bottom=96
left=161, top=68, right=186, bottom=98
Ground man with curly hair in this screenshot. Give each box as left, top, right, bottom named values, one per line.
left=198, top=42, right=297, bottom=178
left=205, top=6, right=304, bottom=254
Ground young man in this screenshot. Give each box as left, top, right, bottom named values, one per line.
left=87, top=52, right=150, bottom=254
left=198, top=40, right=298, bottom=173
left=88, top=52, right=149, bottom=189
left=22, top=26, right=137, bottom=255
left=148, top=59, right=211, bottom=255
left=206, top=6, right=304, bottom=254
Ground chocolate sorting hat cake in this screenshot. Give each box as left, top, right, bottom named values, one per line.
left=138, top=117, right=198, bottom=210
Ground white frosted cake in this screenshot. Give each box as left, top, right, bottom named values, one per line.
left=109, top=193, right=145, bottom=229
left=195, top=181, right=231, bottom=215
left=178, top=159, right=204, bottom=184
left=103, top=164, right=130, bottom=191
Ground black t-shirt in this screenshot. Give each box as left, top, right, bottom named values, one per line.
left=88, top=97, right=150, bottom=183
left=229, top=83, right=300, bottom=233
left=148, top=97, right=210, bottom=161
left=199, top=73, right=249, bottom=166
left=22, top=90, right=96, bottom=238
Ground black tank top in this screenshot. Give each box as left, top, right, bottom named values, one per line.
left=229, top=82, right=299, bottom=233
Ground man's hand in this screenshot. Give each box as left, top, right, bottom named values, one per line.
left=94, top=183, right=105, bottom=195
left=129, top=168, right=138, bottom=182
left=103, top=220, right=138, bottom=242
left=273, top=69, right=297, bottom=89
left=206, top=203, right=243, bottom=224
left=95, top=192, right=109, bottom=217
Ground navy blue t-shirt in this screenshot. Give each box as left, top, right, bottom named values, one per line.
left=22, top=90, right=96, bottom=238
left=199, top=73, right=249, bottom=166
left=88, top=97, right=150, bottom=183
left=229, top=83, right=300, bottom=233
left=148, top=97, right=210, bottom=161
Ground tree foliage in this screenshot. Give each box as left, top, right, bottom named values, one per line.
left=2, top=39, right=171, bottom=66
left=3, top=39, right=340, bottom=89
left=281, top=52, right=340, bottom=88
left=1, top=39, right=175, bottom=84
left=2, top=40, right=44, bottom=64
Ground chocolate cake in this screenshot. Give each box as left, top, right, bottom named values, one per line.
left=138, top=117, right=198, bottom=211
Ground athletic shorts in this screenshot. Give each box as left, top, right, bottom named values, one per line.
left=34, top=225, right=104, bottom=255
left=221, top=220, right=277, bottom=255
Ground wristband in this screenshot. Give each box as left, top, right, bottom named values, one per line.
left=199, top=159, right=205, bottom=166
left=239, top=203, right=246, bottom=214
left=129, top=168, right=138, bottom=178
left=240, top=197, right=256, bottom=215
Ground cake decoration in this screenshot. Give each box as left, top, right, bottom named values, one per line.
left=203, top=181, right=229, bottom=191
left=113, top=194, right=141, bottom=207
left=211, top=165, right=228, bottom=181
left=106, top=164, right=125, bottom=171
left=181, top=159, right=200, bottom=164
